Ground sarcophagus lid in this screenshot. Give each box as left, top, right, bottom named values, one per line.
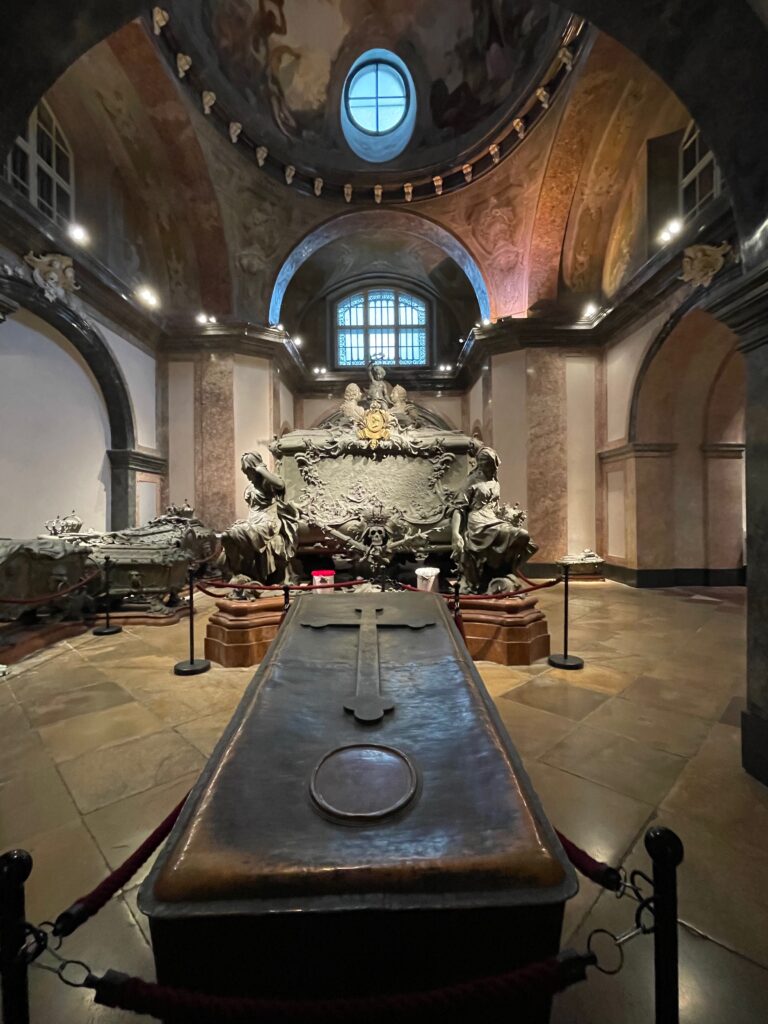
left=140, top=592, right=575, bottom=1003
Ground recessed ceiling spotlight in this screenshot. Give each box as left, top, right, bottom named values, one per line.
left=135, top=285, right=159, bottom=309
left=313, top=367, right=320, bottom=374
left=658, top=229, right=672, bottom=244
left=667, top=218, right=683, bottom=236
left=67, top=222, right=90, bottom=245
left=482, top=317, right=491, bottom=326
left=293, top=336, right=302, bottom=347
left=208, top=315, right=217, bottom=324
left=446, top=364, right=452, bottom=371
left=320, top=367, right=327, bottom=374
left=276, top=323, right=285, bottom=332
left=582, top=302, right=598, bottom=319
left=196, top=312, right=207, bottom=325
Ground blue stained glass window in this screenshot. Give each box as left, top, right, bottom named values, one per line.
left=335, top=288, right=428, bottom=367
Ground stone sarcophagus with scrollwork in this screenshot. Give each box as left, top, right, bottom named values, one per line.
left=270, top=368, right=478, bottom=569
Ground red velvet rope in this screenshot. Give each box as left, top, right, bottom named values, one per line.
left=94, top=953, right=585, bottom=1022
left=0, top=569, right=101, bottom=606
left=555, top=831, right=622, bottom=892
left=53, top=794, right=189, bottom=937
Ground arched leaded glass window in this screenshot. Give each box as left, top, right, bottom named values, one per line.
left=3, top=100, right=74, bottom=227
left=336, top=287, right=428, bottom=367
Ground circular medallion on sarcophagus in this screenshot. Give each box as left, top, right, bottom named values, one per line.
left=310, top=744, right=418, bottom=821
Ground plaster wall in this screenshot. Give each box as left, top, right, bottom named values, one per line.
left=605, top=309, right=669, bottom=442
left=96, top=319, right=157, bottom=449
left=167, top=361, right=195, bottom=508
left=233, top=355, right=273, bottom=518
left=566, top=355, right=597, bottom=553
left=136, top=476, right=160, bottom=526
left=277, top=378, right=295, bottom=433
left=0, top=310, right=110, bottom=535
left=491, top=351, right=528, bottom=509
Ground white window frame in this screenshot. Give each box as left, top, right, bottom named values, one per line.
left=679, top=120, right=722, bottom=223
left=3, top=99, right=75, bottom=228
left=334, top=286, right=431, bottom=369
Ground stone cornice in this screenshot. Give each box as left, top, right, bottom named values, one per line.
left=598, top=442, right=677, bottom=463
left=700, top=258, right=768, bottom=353
left=107, top=449, right=167, bottom=474
left=701, top=442, right=746, bottom=457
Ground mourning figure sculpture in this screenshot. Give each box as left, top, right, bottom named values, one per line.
left=451, top=446, right=537, bottom=593
left=222, top=451, right=298, bottom=584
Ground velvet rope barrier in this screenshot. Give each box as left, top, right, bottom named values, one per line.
left=92, top=951, right=592, bottom=1023
left=0, top=570, right=101, bottom=606
left=52, top=795, right=189, bottom=938
left=555, top=831, right=622, bottom=892
left=197, top=577, right=368, bottom=594
left=399, top=578, right=560, bottom=599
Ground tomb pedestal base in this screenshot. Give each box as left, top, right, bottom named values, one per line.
left=204, top=596, right=285, bottom=667
left=460, top=593, right=550, bottom=666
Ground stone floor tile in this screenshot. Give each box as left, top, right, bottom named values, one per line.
left=583, top=697, right=712, bottom=757
left=543, top=723, right=687, bottom=805
left=543, top=662, right=636, bottom=694
left=621, top=675, right=732, bottom=722
left=552, top=888, right=768, bottom=1024
left=18, top=818, right=110, bottom=922
left=123, top=882, right=153, bottom=944
left=662, top=723, right=768, bottom=858
left=475, top=662, right=531, bottom=697
left=503, top=675, right=609, bottom=721
left=59, top=731, right=205, bottom=813
left=22, top=678, right=134, bottom=729
left=623, top=809, right=768, bottom=971
left=175, top=709, right=234, bottom=757
left=37, top=701, right=167, bottom=764
left=719, top=695, right=747, bottom=727
left=9, top=658, right=110, bottom=704
left=0, top=700, right=30, bottom=737
left=85, top=773, right=198, bottom=873
left=28, top=899, right=156, bottom=1023
left=0, top=763, right=79, bottom=847
left=0, top=726, right=53, bottom=783
left=0, top=680, right=15, bottom=706
left=493, top=700, right=576, bottom=760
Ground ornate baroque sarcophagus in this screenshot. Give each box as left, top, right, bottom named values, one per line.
left=140, top=592, right=576, bottom=1020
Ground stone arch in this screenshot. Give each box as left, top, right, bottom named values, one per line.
left=0, top=275, right=140, bottom=526
left=629, top=307, right=744, bottom=577
left=269, top=210, right=492, bottom=325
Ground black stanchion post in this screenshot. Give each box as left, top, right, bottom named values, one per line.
left=646, top=826, right=684, bottom=1024
left=283, top=585, right=290, bottom=612
left=174, top=564, right=210, bottom=676
left=93, top=555, right=122, bottom=637
left=548, top=562, right=584, bottom=670
left=0, top=849, right=32, bottom=1024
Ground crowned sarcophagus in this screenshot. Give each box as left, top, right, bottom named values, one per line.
left=140, top=591, right=576, bottom=1019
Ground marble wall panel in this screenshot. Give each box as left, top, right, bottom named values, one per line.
left=195, top=353, right=236, bottom=530
left=606, top=466, right=627, bottom=560
left=233, top=355, right=272, bottom=517
left=167, top=361, right=195, bottom=508
left=491, top=352, right=527, bottom=509
left=705, top=453, right=746, bottom=569
left=526, top=350, right=567, bottom=562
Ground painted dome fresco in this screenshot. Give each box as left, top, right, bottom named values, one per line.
left=158, top=0, right=583, bottom=196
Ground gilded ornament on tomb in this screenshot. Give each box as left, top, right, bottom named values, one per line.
left=358, top=405, right=391, bottom=448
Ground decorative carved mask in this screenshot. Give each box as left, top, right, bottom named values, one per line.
left=256, top=145, right=268, bottom=167
left=432, top=175, right=443, bottom=196
left=535, top=87, right=550, bottom=109
left=152, top=6, right=169, bottom=34
left=404, top=182, right=413, bottom=202
left=489, top=143, right=500, bottom=164
left=344, top=184, right=353, bottom=203
left=462, top=163, right=473, bottom=184
left=176, top=53, right=192, bottom=79
left=285, top=165, right=296, bottom=185
left=374, top=184, right=383, bottom=204
left=314, top=177, right=324, bottom=197
left=229, top=121, right=242, bottom=144
left=513, top=118, right=526, bottom=139
left=202, top=90, right=216, bottom=115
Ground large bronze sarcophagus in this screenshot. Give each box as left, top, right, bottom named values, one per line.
left=140, top=591, right=576, bottom=1020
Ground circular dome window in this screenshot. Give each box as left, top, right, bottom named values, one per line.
left=341, top=50, right=416, bottom=163
left=346, top=61, right=408, bottom=135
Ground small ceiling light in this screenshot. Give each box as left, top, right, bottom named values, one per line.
left=320, top=367, right=327, bottom=374
left=446, top=364, right=452, bottom=371
left=67, top=222, right=90, bottom=246
left=582, top=302, right=598, bottom=319
left=667, top=218, right=683, bottom=236
left=196, top=312, right=207, bottom=325
left=293, top=336, right=302, bottom=347
left=136, top=285, right=159, bottom=309
left=276, top=323, right=284, bottom=332
left=482, top=318, right=491, bottom=326
left=313, top=367, right=320, bottom=374
left=208, top=315, right=217, bottom=324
